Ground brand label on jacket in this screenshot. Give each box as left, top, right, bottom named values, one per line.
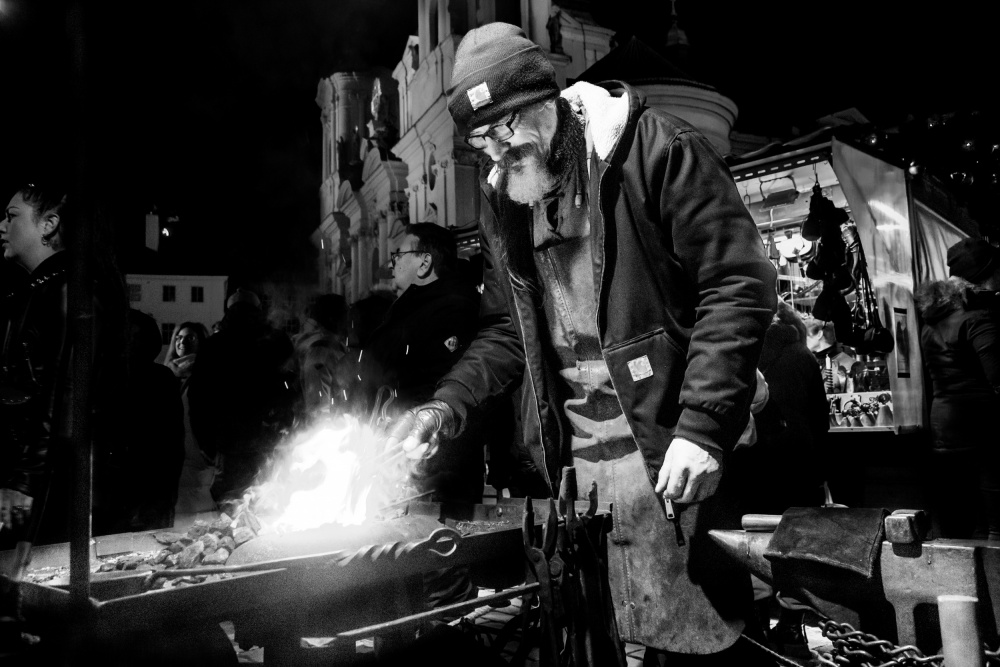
left=628, top=355, right=653, bottom=381
left=467, top=82, right=492, bottom=110
left=443, top=336, right=459, bottom=353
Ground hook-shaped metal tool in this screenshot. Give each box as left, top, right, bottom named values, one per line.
left=378, top=388, right=397, bottom=428
left=368, top=385, right=397, bottom=430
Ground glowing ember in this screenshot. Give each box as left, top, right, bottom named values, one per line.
left=249, top=415, right=410, bottom=534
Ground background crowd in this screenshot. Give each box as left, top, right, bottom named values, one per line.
left=1, top=178, right=997, bottom=604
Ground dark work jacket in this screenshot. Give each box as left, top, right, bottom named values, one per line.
left=920, top=291, right=1000, bottom=454
left=1, top=252, right=71, bottom=498
left=434, top=81, right=777, bottom=494
left=433, top=81, right=776, bottom=651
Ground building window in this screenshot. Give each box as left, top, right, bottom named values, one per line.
left=191, top=286, right=204, bottom=303
left=161, top=323, right=174, bottom=345
left=163, top=285, right=176, bottom=302
left=127, top=283, right=141, bottom=302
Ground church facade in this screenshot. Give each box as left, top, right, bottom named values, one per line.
left=314, top=0, right=743, bottom=302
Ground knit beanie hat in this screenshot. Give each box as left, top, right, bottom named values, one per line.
left=447, top=22, right=559, bottom=135
left=947, top=238, right=1000, bottom=284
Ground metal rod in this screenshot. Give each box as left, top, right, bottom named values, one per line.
left=376, top=490, right=434, bottom=513
left=66, top=0, right=94, bottom=613
left=334, top=582, right=540, bottom=641
left=144, top=565, right=286, bottom=587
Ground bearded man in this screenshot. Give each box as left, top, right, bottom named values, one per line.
left=389, top=23, right=777, bottom=665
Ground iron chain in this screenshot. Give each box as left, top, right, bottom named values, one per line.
left=815, top=617, right=943, bottom=666
left=812, top=616, right=1000, bottom=667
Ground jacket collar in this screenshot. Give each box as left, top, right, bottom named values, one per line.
left=560, top=80, right=632, bottom=162
left=389, top=274, right=477, bottom=317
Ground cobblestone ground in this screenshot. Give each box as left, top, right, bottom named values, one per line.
left=221, top=587, right=834, bottom=665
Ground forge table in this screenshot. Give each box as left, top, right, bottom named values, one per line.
left=2, top=499, right=607, bottom=666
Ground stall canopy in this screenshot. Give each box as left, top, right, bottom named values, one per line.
left=831, top=138, right=924, bottom=431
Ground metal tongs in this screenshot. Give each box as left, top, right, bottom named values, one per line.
left=522, top=467, right=626, bottom=667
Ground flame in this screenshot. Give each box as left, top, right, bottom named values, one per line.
left=249, top=414, right=409, bottom=534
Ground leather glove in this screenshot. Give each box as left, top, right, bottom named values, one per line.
left=385, top=399, right=456, bottom=461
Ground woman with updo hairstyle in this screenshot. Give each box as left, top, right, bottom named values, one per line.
left=1, top=180, right=128, bottom=545
left=1, top=182, right=74, bottom=545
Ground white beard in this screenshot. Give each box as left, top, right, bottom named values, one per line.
left=503, top=152, right=557, bottom=206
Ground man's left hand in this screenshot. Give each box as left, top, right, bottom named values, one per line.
left=654, top=437, right=723, bottom=504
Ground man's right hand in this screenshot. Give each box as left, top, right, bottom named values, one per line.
left=385, top=399, right=456, bottom=460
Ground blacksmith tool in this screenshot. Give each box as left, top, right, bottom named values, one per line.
left=521, top=468, right=627, bottom=667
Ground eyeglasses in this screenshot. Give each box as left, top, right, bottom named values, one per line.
left=464, top=111, right=518, bottom=149
left=390, top=249, right=425, bottom=267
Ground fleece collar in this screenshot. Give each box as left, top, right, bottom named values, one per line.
left=486, top=81, right=631, bottom=189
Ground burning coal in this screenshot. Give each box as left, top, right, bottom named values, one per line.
left=248, top=414, right=412, bottom=534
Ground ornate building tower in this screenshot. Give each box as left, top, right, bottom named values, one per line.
left=315, top=69, right=407, bottom=301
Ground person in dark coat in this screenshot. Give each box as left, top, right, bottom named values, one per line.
left=730, top=299, right=830, bottom=650
left=915, top=238, right=1000, bottom=540
left=1, top=181, right=128, bottom=546
left=734, top=300, right=830, bottom=514
left=120, top=309, right=185, bottom=531
left=359, top=222, right=483, bottom=503
left=164, top=321, right=217, bottom=517
left=388, top=24, right=777, bottom=665
left=187, top=289, right=299, bottom=502
left=354, top=223, right=483, bottom=613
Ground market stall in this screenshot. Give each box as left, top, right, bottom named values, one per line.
left=729, top=130, right=976, bottom=437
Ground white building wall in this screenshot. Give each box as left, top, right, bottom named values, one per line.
left=126, top=274, right=228, bottom=361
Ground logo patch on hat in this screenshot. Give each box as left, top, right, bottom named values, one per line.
left=443, top=336, right=459, bottom=353
left=467, top=82, right=493, bottom=110
left=628, top=355, right=653, bottom=382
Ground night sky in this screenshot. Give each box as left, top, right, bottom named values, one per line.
left=3, top=0, right=997, bottom=285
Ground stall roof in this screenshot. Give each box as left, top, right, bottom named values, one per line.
left=727, top=127, right=836, bottom=180
left=728, top=114, right=999, bottom=238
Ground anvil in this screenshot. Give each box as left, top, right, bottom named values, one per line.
left=710, top=509, right=1000, bottom=651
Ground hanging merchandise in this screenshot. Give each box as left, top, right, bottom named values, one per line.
left=805, top=199, right=852, bottom=291
left=767, top=228, right=781, bottom=262
left=775, top=231, right=813, bottom=263
left=812, top=280, right=853, bottom=346
left=849, top=245, right=895, bottom=355
left=801, top=182, right=849, bottom=241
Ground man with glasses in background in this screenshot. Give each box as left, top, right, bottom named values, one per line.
left=389, top=22, right=778, bottom=666
left=357, top=222, right=484, bottom=613
left=361, top=222, right=481, bottom=409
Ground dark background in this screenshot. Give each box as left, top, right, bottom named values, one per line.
left=2, top=0, right=997, bottom=284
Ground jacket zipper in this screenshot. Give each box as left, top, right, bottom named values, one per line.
left=510, top=290, right=552, bottom=493
left=593, top=148, right=643, bottom=461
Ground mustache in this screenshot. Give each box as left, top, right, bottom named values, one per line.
left=497, top=143, right=541, bottom=172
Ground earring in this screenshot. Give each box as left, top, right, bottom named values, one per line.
left=41, top=237, right=51, bottom=247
